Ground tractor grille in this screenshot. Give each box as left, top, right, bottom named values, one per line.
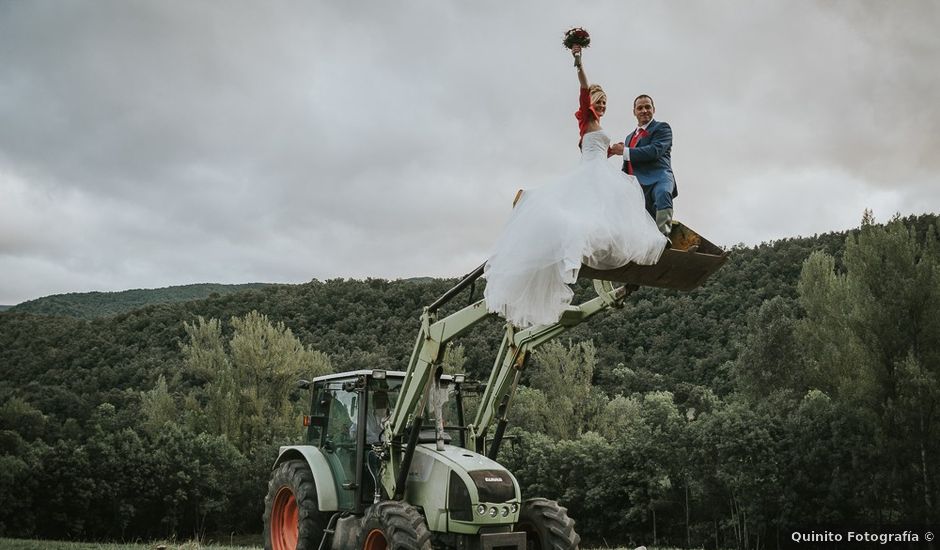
left=468, top=469, right=515, bottom=503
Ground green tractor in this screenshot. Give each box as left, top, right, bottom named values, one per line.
left=263, top=223, right=727, bottom=549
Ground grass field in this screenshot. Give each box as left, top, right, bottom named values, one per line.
left=0, top=538, right=685, bottom=550
left=0, top=539, right=260, bottom=550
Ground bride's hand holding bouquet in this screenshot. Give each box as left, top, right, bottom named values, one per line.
left=563, top=27, right=591, bottom=67
left=571, top=44, right=583, bottom=67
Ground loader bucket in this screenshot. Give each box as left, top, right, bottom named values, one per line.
left=579, top=221, right=728, bottom=291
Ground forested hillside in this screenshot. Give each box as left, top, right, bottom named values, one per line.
left=1, top=213, right=938, bottom=548
left=5, top=283, right=271, bottom=319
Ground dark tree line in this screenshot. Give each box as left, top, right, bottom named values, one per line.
left=6, top=283, right=272, bottom=320
left=1, top=213, right=937, bottom=548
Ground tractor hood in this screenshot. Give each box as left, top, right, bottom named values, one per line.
left=403, top=444, right=521, bottom=534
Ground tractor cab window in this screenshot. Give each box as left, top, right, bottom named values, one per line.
left=352, top=386, right=390, bottom=444
left=356, top=377, right=464, bottom=446
left=424, top=381, right=464, bottom=445
left=352, top=378, right=402, bottom=445
left=322, top=380, right=359, bottom=449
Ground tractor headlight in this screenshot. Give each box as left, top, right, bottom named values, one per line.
left=501, top=506, right=510, bottom=517
left=476, top=504, right=487, bottom=515
left=510, top=503, right=519, bottom=513
left=489, top=507, right=498, bottom=518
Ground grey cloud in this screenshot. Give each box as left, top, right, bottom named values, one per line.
left=1, top=0, right=938, bottom=304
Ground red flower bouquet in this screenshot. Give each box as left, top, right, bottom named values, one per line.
left=563, top=27, right=591, bottom=66
left=563, top=27, right=591, bottom=49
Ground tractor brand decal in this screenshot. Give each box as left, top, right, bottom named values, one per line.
left=469, top=470, right=515, bottom=503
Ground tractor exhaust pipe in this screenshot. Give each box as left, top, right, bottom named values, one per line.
left=394, top=366, right=442, bottom=500
left=487, top=363, right=523, bottom=460
left=487, top=417, right=509, bottom=460
left=393, top=414, right=424, bottom=500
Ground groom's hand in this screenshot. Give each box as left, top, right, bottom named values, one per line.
left=609, top=142, right=625, bottom=156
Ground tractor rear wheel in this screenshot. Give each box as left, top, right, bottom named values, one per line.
left=358, top=500, right=432, bottom=550
left=514, top=497, right=580, bottom=550
left=263, top=459, right=327, bottom=550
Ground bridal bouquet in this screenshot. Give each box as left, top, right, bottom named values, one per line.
left=563, top=27, right=590, bottom=66
left=562, top=27, right=591, bottom=49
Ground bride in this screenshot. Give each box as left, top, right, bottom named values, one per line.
left=483, top=44, right=667, bottom=328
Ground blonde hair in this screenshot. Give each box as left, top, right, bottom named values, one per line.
left=588, top=84, right=607, bottom=107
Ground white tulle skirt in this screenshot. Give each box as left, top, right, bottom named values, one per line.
left=484, top=157, right=666, bottom=328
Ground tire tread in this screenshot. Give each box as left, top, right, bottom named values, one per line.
left=515, top=497, right=580, bottom=550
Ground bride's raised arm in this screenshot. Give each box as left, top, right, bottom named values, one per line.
left=572, top=44, right=603, bottom=138
left=572, top=44, right=589, bottom=89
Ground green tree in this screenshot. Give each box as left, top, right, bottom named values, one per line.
left=506, top=386, right=547, bottom=434
left=0, top=438, right=43, bottom=537
left=597, top=393, right=643, bottom=440
left=797, top=215, right=940, bottom=522
left=690, top=400, right=782, bottom=550
left=732, top=296, right=810, bottom=399
left=140, top=374, right=177, bottom=435
left=0, top=396, right=46, bottom=442
left=146, top=422, right=250, bottom=537
left=521, top=340, right=607, bottom=439
left=183, top=311, right=333, bottom=454
left=441, top=342, right=468, bottom=375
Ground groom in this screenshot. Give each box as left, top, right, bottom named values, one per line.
left=618, top=94, right=678, bottom=236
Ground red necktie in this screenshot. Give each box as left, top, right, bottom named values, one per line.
left=625, top=128, right=646, bottom=175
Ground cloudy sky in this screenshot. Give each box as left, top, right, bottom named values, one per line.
left=1, top=1, right=938, bottom=305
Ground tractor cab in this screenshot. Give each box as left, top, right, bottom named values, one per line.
left=304, top=369, right=467, bottom=512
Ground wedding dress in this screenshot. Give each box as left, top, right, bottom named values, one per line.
left=483, top=129, right=667, bottom=328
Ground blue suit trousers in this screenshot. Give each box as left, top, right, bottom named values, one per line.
left=641, top=180, right=675, bottom=217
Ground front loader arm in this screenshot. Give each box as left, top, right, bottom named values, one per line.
left=467, top=281, right=635, bottom=456
left=387, top=298, right=491, bottom=439
left=389, top=276, right=631, bottom=444
left=384, top=265, right=496, bottom=500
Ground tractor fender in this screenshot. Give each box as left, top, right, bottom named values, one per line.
left=272, top=445, right=339, bottom=512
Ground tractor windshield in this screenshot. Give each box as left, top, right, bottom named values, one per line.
left=379, top=376, right=464, bottom=446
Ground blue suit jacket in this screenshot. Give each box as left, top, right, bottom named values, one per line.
left=622, top=119, right=678, bottom=198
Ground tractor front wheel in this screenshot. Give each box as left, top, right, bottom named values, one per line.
left=263, top=459, right=327, bottom=550
left=514, top=497, right=580, bottom=550
left=358, top=500, right=432, bottom=550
